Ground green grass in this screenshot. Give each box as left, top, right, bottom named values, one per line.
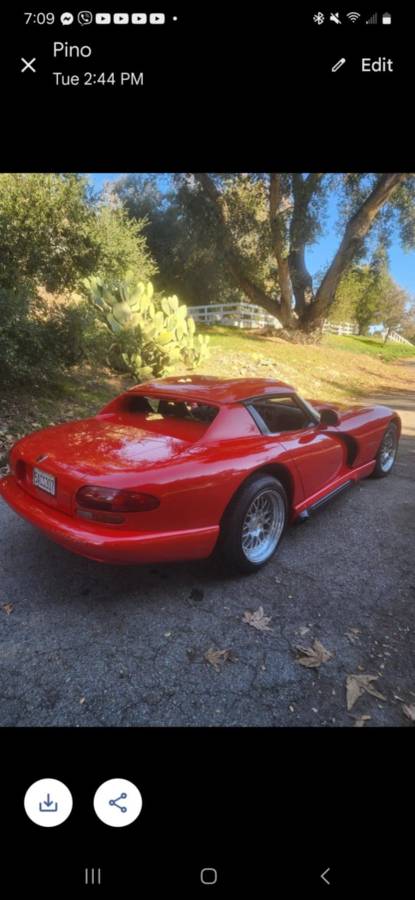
left=201, top=326, right=415, bottom=361
left=187, top=325, right=415, bottom=404
left=322, top=333, right=415, bottom=360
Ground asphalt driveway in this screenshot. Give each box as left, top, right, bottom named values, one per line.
left=1, top=379, right=414, bottom=727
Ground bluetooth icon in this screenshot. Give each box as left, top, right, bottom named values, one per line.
left=313, top=12, right=325, bottom=25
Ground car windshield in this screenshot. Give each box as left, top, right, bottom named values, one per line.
left=300, top=397, right=320, bottom=421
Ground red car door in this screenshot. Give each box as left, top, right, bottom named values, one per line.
left=250, top=395, right=345, bottom=501
left=278, top=426, right=345, bottom=500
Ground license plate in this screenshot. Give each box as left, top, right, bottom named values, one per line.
left=33, top=467, right=56, bottom=496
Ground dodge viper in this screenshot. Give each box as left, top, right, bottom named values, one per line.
left=0, top=376, right=400, bottom=573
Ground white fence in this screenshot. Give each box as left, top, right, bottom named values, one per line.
left=323, top=321, right=413, bottom=345
left=383, top=329, right=413, bottom=346
left=188, top=303, right=281, bottom=330
left=322, top=321, right=359, bottom=336
left=187, top=307, right=414, bottom=346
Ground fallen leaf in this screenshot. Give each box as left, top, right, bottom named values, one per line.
left=402, top=704, right=415, bottom=722
left=205, top=648, right=236, bottom=672
left=164, top=631, right=172, bottom=638
left=79, top=697, right=86, bottom=705
left=2, top=603, right=14, bottom=615
left=345, top=628, right=361, bottom=644
left=346, top=674, right=386, bottom=711
left=353, top=715, right=371, bottom=728
left=295, top=639, right=334, bottom=668
left=242, top=606, right=273, bottom=632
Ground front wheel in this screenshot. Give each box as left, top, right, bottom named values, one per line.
left=219, top=475, right=288, bottom=574
left=372, top=422, right=398, bottom=478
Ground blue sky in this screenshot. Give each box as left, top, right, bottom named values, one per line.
left=87, top=173, right=415, bottom=295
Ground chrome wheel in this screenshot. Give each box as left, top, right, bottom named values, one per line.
left=379, top=426, right=397, bottom=473
left=241, top=489, right=285, bottom=564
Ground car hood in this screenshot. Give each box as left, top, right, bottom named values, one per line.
left=310, top=399, right=393, bottom=424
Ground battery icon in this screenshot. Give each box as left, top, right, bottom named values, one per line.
left=382, top=12, right=392, bottom=24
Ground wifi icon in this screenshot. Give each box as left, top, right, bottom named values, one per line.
left=347, top=11, right=361, bottom=22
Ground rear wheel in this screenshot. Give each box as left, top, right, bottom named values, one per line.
left=219, top=475, right=288, bottom=574
left=372, top=422, right=398, bottom=478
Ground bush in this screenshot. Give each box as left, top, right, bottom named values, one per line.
left=0, top=289, right=105, bottom=385
left=85, top=275, right=210, bottom=381
left=43, top=299, right=113, bottom=368
left=0, top=289, right=58, bottom=383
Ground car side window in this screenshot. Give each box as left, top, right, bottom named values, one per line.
left=250, top=396, right=310, bottom=434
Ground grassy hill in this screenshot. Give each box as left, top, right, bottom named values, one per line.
left=193, top=328, right=415, bottom=403
left=323, top=333, right=415, bottom=361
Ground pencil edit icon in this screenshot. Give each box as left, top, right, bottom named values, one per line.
left=332, top=57, right=346, bottom=72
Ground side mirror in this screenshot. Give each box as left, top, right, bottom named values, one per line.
left=319, top=408, right=340, bottom=427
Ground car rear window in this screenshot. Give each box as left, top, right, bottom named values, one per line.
left=124, top=394, right=219, bottom=425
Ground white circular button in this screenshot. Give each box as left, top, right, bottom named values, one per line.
left=24, top=778, right=73, bottom=827
left=93, top=779, right=143, bottom=828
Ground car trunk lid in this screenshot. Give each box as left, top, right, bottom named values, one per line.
left=11, top=415, right=196, bottom=515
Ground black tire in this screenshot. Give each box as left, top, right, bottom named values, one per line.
left=219, top=474, right=288, bottom=574
left=371, top=422, right=398, bottom=478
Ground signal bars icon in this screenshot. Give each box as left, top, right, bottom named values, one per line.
left=366, top=12, right=378, bottom=23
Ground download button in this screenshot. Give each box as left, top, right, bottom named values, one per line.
left=24, top=778, right=73, bottom=827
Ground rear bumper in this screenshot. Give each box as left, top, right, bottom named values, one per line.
left=0, top=475, right=219, bottom=564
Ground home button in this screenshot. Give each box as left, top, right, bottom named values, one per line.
left=201, top=868, right=218, bottom=885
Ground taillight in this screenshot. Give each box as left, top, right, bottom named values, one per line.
left=76, top=485, right=160, bottom=513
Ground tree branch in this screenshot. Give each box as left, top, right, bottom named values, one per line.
left=304, top=173, right=408, bottom=328
left=195, top=173, right=285, bottom=320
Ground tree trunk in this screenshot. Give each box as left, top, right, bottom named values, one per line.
left=288, top=173, right=322, bottom=316
left=301, top=174, right=407, bottom=331
left=195, top=173, right=292, bottom=327
left=269, top=174, right=294, bottom=326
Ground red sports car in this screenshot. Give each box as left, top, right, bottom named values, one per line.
left=0, top=376, right=400, bottom=573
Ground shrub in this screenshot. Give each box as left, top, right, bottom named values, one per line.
left=85, top=275, right=210, bottom=381
left=0, top=288, right=109, bottom=385
left=0, top=288, right=63, bottom=384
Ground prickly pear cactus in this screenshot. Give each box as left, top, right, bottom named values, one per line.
left=84, top=275, right=209, bottom=381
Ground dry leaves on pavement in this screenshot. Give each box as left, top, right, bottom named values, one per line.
left=2, top=603, right=14, bottom=615
left=204, top=648, right=237, bottom=673
left=295, top=640, right=334, bottom=669
left=346, top=674, right=386, bottom=711
left=242, top=606, right=273, bottom=632
left=402, top=704, right=415, bottom=722
left=349, top=714, right=371, bottom=728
